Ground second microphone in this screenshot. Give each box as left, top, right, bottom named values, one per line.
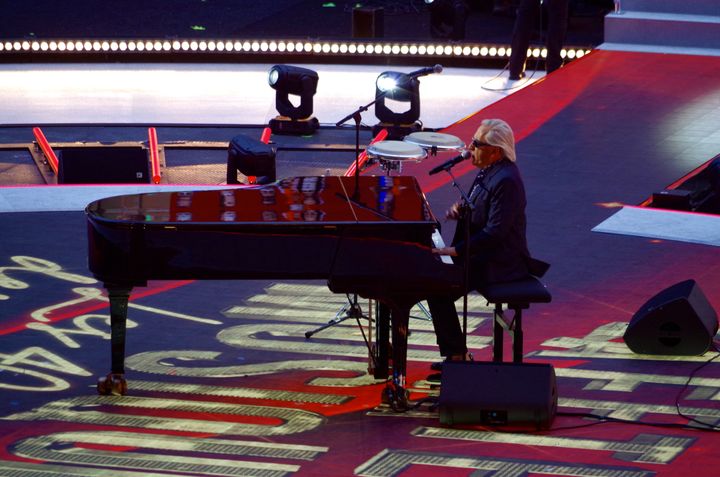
left=428, top=150, right=471, bottom=175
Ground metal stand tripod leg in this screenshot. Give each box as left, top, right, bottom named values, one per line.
left=305, top=294, right=370, bottom=339
left=410, top=301, right=433, bottom=321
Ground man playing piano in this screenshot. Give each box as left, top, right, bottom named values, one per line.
left=428, top=118, right=544, bottom=371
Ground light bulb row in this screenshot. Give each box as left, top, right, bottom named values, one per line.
left=0, top=39, right=590, bottom=60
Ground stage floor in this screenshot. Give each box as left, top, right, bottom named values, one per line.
left=1, top=49, right=719, bottom=476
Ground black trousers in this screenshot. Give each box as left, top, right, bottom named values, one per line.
left=427, top=294, right=468, bottom=357
left=508, top=0, right=569, bottom=76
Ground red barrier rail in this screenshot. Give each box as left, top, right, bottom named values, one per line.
left=32, top=127, right=59, bottom=176
left=260, top=127, right=272, bottom=145
left=344, top=128, right=388, bottom=177
left=147, top=127, right=162, bottom=184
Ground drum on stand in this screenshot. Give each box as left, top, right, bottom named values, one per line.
left=366, top=140, right=427, bottom=174
left=403, top=131, right=464, bottom=156
left=401, top=132, right=464, bottom=324
left=364, top=139, right=431, bottom=373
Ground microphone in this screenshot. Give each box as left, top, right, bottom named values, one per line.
left=428, top=150, right=471, bottom=175
left=407, top=64, right=443, bottom=78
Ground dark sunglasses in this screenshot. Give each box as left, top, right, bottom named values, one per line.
left=471, top=138, right=494, bottom=148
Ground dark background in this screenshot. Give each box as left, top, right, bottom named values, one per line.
left=0, top=0, right=612, bottom=47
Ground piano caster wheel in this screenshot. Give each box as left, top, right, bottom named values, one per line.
left=381, top=386, right=392, bottom=405
left=97, top=373, right=127, bottom=396
left=381, top=385, right=409, bottom=412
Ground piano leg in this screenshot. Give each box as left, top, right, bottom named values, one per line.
left=373, top=302, right=390, bottom=379
left=382, top=301, right=412, bottom=412
left=97, top=285, right=132, bottom=396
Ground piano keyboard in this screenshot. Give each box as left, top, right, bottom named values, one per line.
left=431, top=229, right=454, bottom=264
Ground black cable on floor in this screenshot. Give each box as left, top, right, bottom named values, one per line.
left=674, top=343, right=720, bottom=431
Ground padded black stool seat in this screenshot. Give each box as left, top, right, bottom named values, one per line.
left=478, top=276, right=551, bottom=363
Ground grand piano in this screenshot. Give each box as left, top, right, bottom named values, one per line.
left=87, top=175, right=463, bottom=409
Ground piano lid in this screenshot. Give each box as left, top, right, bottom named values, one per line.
left=86, top=176, right=437, bottom=225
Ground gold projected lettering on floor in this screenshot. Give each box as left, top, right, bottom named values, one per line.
left=25, top=285, right=218, bottom=349
left=0, top=255, right=97, bottom=301
left=412, top=427, right=695, bottom=464
left=29, top=285, right=221, bottom=327
left=354, top=449, right=654, bottom=477
left=555, top=367, right=720, bottom=393
left=6, top=395, right=326, bottom=436
left=0, top=346, right=91, bottom=392
left=22, top=285, right=216, bottom=351
left=26, top=312, right=137, bottom=349
left=219, top=282, right=491, bottom=366
left=223, top=281, right=492, bottom=326
left=216, top=323, right=489, bottom=362
left=126, top=350, right=377, bottom=387
left=13, top=430, right=327, bottom=477
left=535, top=321, right=713, bottom=362
left=558, top=397, right=720, bottom=424
left=5, top=275, right=716, bottom=476
left=0, top=460, right=193, bottom=476
left=129, top=380, right=351, bottom=404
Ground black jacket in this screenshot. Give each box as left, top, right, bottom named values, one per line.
left=451, top=158, right=535, bottom=285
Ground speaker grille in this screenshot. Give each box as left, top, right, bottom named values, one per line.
left=58, top=147, right=149, bottom=184
left=438, top=362, right=557, bottom=430
left=624, top=279, right=718, bottom=355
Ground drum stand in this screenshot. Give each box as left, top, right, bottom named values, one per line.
left=305, top=98, right=381, bottom=342
left=304, top=293, right=372, bottom=339
left=376, top=155, right=437, bottom=322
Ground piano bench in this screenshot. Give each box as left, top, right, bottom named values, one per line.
left=478, top=276, right=552, bottom=363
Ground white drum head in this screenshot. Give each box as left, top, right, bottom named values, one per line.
left=366, top=140, right=428, bottom=162
left=403, top=131, right=464, bottom=151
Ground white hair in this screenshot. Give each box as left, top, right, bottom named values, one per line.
left=475, top=118, right=517, bottom=162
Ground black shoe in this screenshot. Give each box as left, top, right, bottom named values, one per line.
left=509, top=71, right=525, bottom=81
left=430, top=352, right=474, bottom=371
left=426, top=373, right=442, bottom=382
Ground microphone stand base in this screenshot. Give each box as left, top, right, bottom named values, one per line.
left=270, top=116, right=319, bottom=135
left=373, top=121, right=422, bottom=140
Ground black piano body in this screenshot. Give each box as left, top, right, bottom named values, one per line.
left=86, top=175, right=463, bottom=408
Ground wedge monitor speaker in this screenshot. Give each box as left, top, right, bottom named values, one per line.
left=623, top=279, right=718, bottom=355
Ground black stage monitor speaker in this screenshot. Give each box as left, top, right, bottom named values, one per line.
left=624, top=279, right=718, bottom=356
left=651, top=189, right=693, bottom=211
left=227, top=135, right=276, bottom=185
left=58, top=146, right=150, bottom=184
left=439, top=361, right=557, bottom=430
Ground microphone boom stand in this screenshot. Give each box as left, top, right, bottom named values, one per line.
left=326, top=92, right=392, bottom=378
left=444, top=167, right=474, bottom=344
left=335, top=93, right=387, bottom=193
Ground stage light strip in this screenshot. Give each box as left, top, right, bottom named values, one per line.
left=0, top=38, right=592, bottom=61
